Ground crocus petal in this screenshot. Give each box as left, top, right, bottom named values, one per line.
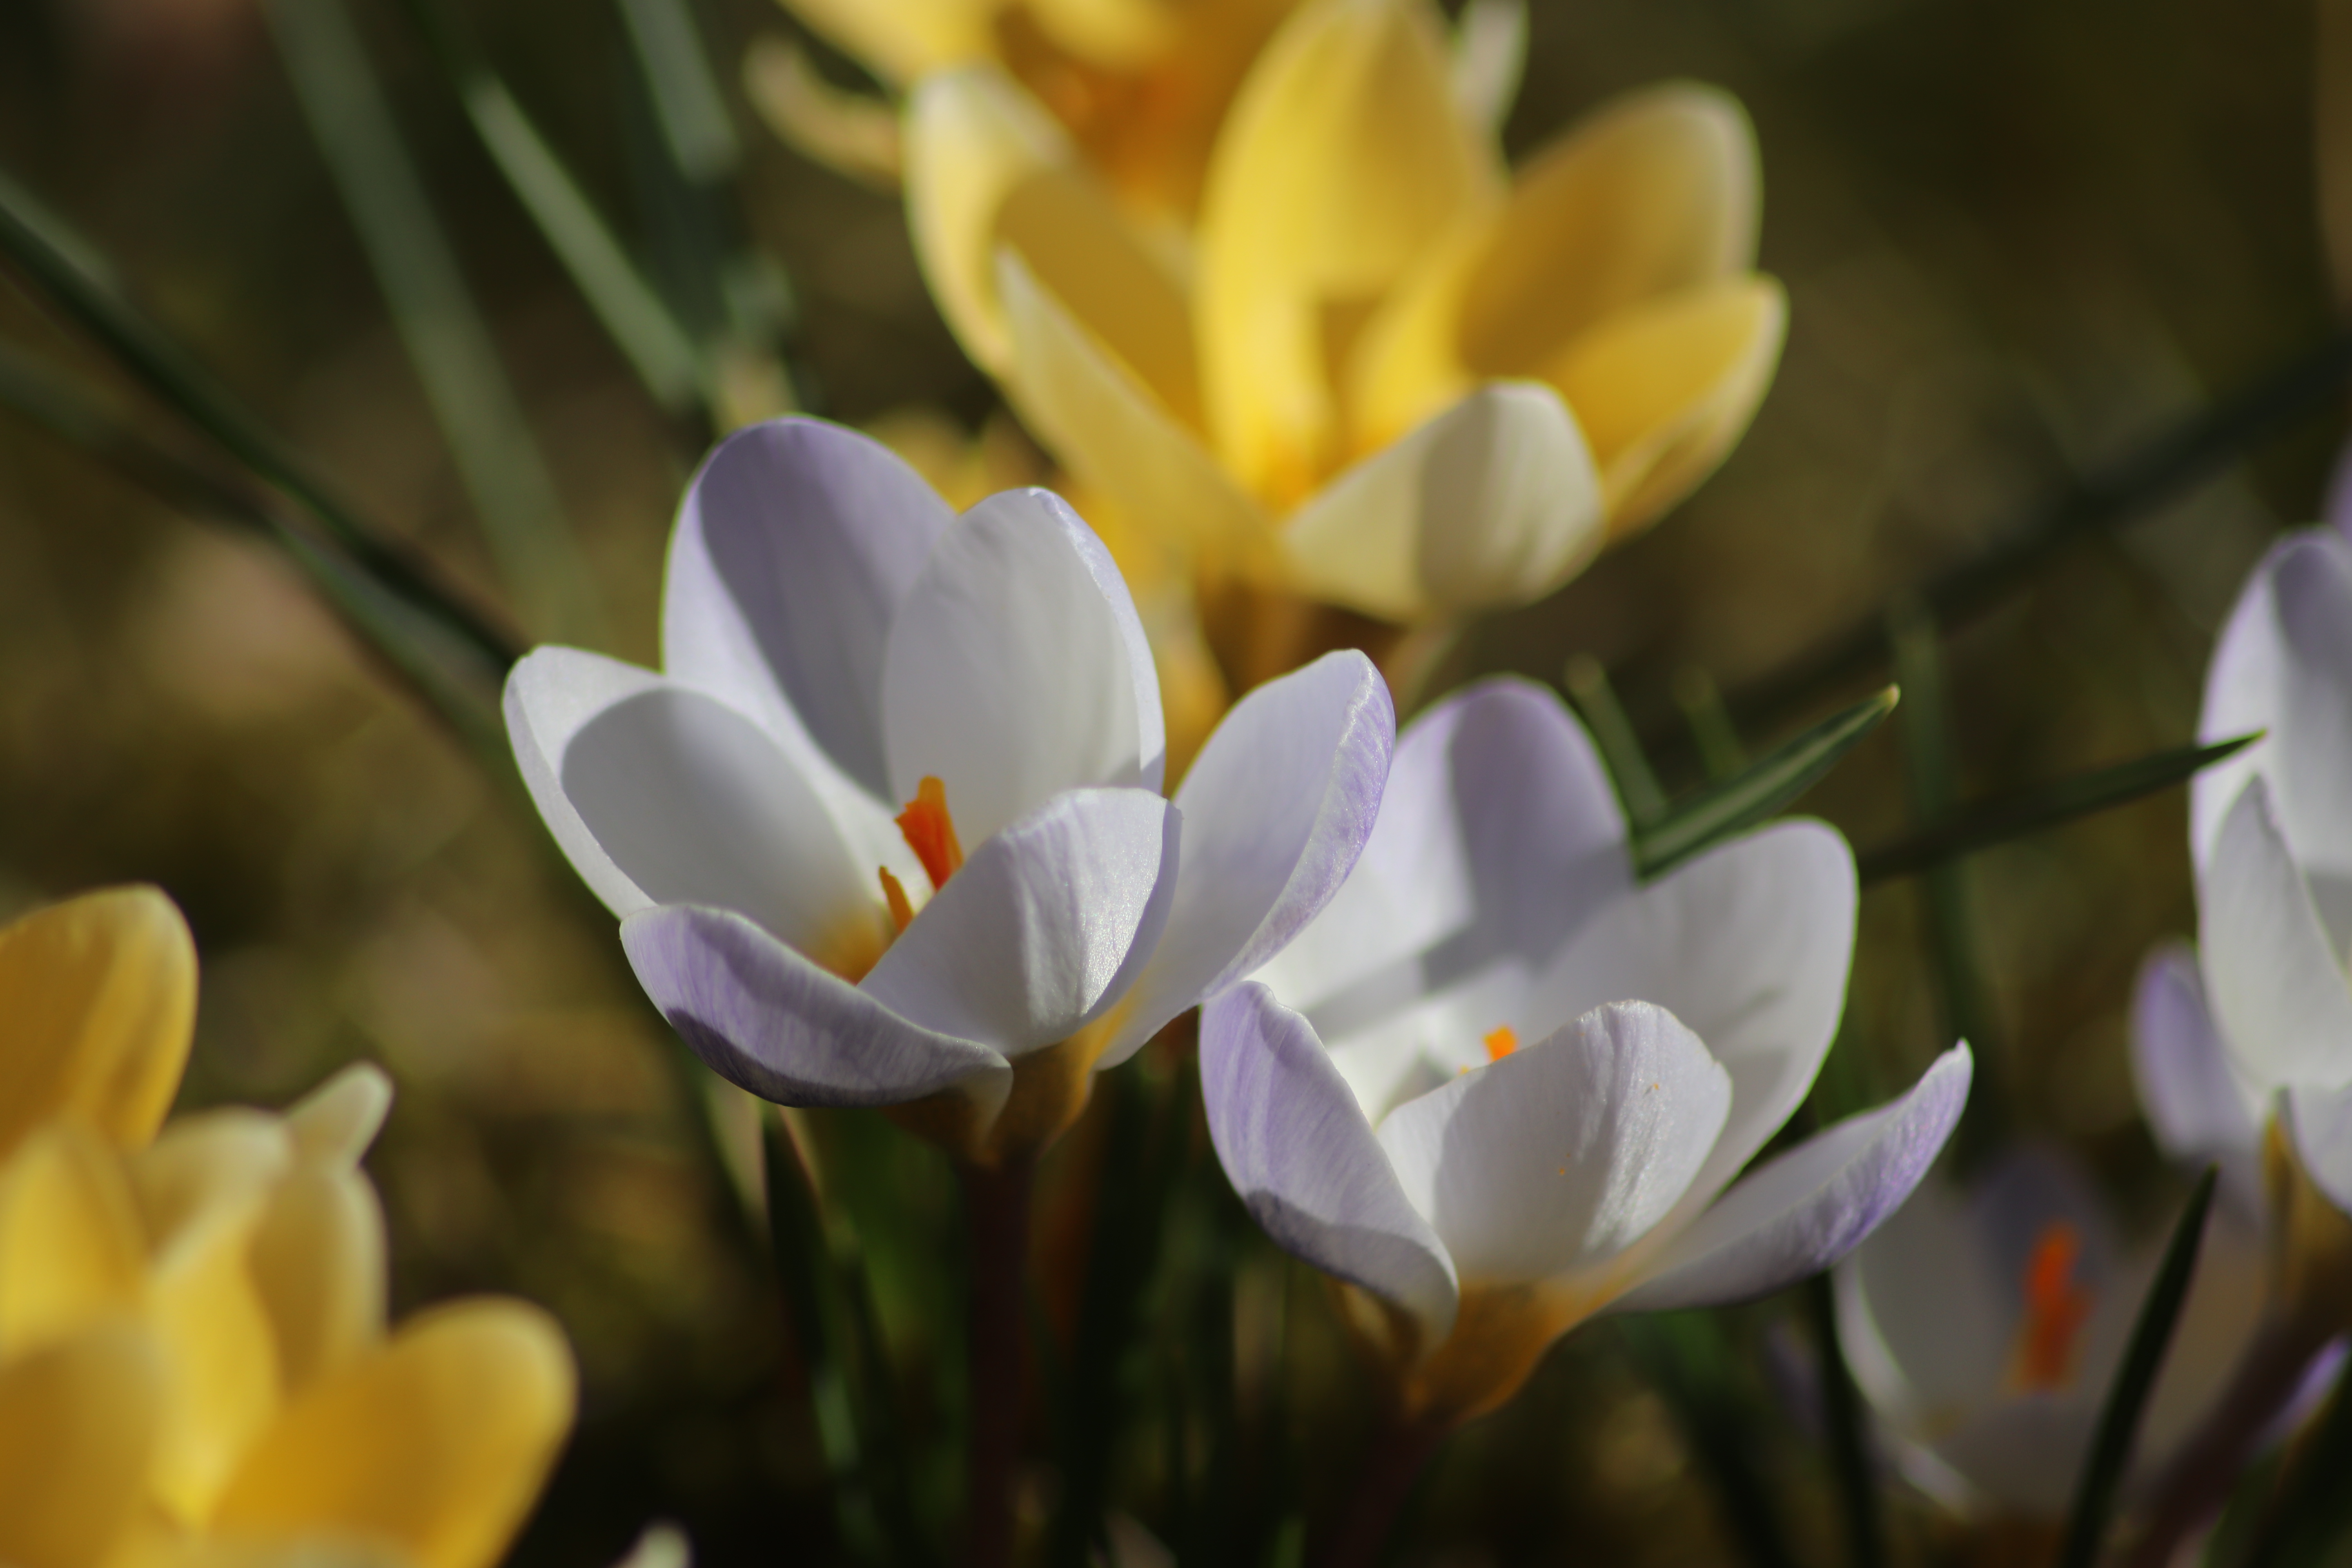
left=1542, top=274, right=1787, bottom=538
left=506, top=653, right=885, bottom=961
left=2193, top=535, right=2292, bottom=870
left=1260, top=676, right=1630, bottom=1022
left=2200, top=779, right=2352, bottom=1092
left=2287, top=1079, right=2352, bottom=1216
left=1376, top=1000, right=1731, bottom=1285
left=125, top=1109, right=291, bottom=1250
left=2129, top=942, right=2264, bottom=1168
left=1932, top=1399, right=2102, bottom=1521
left=250, top=1167, right=388, bottom=1395
left=880, top=488, right=1165, bottom=840
left=1610, top=1044, right=1972, bottom=1313
left=620, top=904, right=1011, bottom=1111
left=147, top=1192, right=281, bottom=1521
left=1832, top=1179, right=2013, bottom=1423
left=779, top=0, right=987, bottom=84
left=864, top=789, right=1181, bottom=1054
left=0, top=1125, right=146, bottom=1355
left=1532, top=820, right=1857, bottom=1223
left=995, top=250, right=1274, bottom=570
left=1276, top=381, right=1603, bottom=622
left=287, top=1062, right=394, bottom=1170
left=663, top=418, right=956, bottom=801
left=0, top=886, right=194, bottom=1165
left=1097, top=651, right=1394, bottom=1067
left=212, top=1299, right=576, bottom=1568
left=0, top=1322, right=162, bottom=1568
left=1197, top=0, right=1499, bottom=503
left=906, top=66, right=1076, bottom=374
left=1200, top=983, right=1459, bottom=1342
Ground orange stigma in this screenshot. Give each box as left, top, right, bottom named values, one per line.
left=878, top=866, right=916, bottom=935
left=896, top=777, right=965, bottom=892
left=2010, top=1220, right=2094, bottom=1392
left=1483, top=1026, right=1519, bottom=1062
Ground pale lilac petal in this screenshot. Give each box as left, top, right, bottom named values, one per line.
left=1610, top=1044, right=1971, bottom=1313
left=880, top=488, right=1164, bottom=845
left=1833, top=1180, right=2012, bottom=1422
left=1376, top=1001, right=1731, bottom=1284
left=1096, top=652, right=1394, bottom=1068
left=861, top=789, right=1179, bottom=1055
left=2193, top=537, right=2288, bottom=873
left=1200, top=984, right=1459, bottom=1341
left=2287, top=1080, right=2352, bottom=1216
left=1259, top=677, right=1629, bottom=1029
left=2199, top=779, right=2352, bottom=1093
left=1933, top=1399, right=2100, bottom=1520
left=2130, top=942, right=2265, bottom=1183
left=505, top=648, right=878, bottom=952
left=621, top=904, right=1010, bottom=1112
left=663, top=417, right=955, bottom=799
left=1530, top=820, right=1857, bottom=1220
left=2264, top=532, right=2352, bottom=929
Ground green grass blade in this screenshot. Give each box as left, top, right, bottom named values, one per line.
left=265, top=0, right=606, bottom=646
left=1856, top=734, right=2258, bottom=885
left=1634, top=686, right=1898, bottom=878
left=2057, top=1167, right=2221, bottom=1568
left=1674, top=666, right=1749, bottom=783
left=616, top=0, right=740, bottom=183
left=1566, top=655, right=1668, bottom=830
left=1802, top=1274, right=1887, bottom=1568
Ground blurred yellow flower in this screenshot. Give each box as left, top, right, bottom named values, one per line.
left=0, top=886, right=574, bottom=1568
left=907, top=0, right=1784, bottom=684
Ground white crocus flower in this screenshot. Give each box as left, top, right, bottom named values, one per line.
left=505, top=417, right=1393, bottom=1166
left=1200, top=677, right=1969, bottom=1426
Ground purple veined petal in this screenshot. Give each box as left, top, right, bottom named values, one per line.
left=1200, top=983, right=1459, bottom=1343
left=2130, top=942, right=2265, bottom=1207
left=1528, top=819, right=1857, bottom=1226
left=1608, top=1044, right=1971, bottom=1314
left=664, top=417, right=956, bottom=801
left=879, top=488, right=1165, bottom=847
left=1374, top=1000, right=1731, bottom=1285
left=1094, top=651, right=1394, bottom=1069
left=1258, top=676, right=1630, bottom=1033
left=2199, top=778, right=2352, bottom=1095
left=506, top=648, right=884, bottom=958
left=861, top=789, right=1179, bottom=1056
left=621, top=904, right=1012, bottom=1114
left=2288, top=1079, right=2352, bottom=1216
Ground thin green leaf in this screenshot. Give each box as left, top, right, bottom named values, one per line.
left=1802, top=1274, right=1886, bottom=1568
left=1857, top=734, right=2258, bottom=884
left=1565, top=654, right=1668, bottom=830
left=1634, top=686, right=1898, bottom=877
left=1673, top=666, right=1749, bottom=783
left=616, top=0, right=740, bottom=183
left=2057, top=1167, right=2221, bottom=1568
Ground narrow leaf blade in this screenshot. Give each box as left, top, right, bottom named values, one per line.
left=1635, top=686, right=1898, bottom=877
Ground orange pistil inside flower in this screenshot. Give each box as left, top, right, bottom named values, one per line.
left=896, top=776, right=965, bottom=892
left=2010, top=1220, right=2095, bottom=1392
left=1483, top=1026, right=1519, bottom=1063
left=878, top=867, right=917, bottom=935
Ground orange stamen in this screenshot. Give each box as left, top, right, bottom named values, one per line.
left=1483, top=1026, right=1519, bottom=1062
left=896, top=776, right=965, bottom=892
left=878, top=867, right=916, bottom=935
left=2011, top=1220, right=2095, bottom=1392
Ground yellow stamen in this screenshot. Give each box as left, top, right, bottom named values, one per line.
left=1483, top=1026, right=1519, bottom=1063
left=2009, top=1220, right=2094, bottom=1392
left=878, top=867, right=916, bottom=935
left=896, top=776, right=965, bottom=892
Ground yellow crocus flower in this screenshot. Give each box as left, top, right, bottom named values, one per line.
left=0, top=886, right=574, bottom=1568
left=906, top=0, right=1786, bottom=689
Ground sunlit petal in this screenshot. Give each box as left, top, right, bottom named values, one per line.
left=0, top=1322, right=162, bottom=1568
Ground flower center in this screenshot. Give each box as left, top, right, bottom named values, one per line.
left=2008, top=1220, right=2094, bottom=1392
left=879, top=776, right=965, bottom=936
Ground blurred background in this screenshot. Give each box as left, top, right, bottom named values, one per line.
left=0, top=0, right=2339, bottom=1561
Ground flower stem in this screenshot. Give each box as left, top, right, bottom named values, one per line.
left=958, top=1155, right=1035, bottom=1568
left=1308, top=1409, right=1446, bottom=1568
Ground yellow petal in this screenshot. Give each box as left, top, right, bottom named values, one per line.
left=906, top=65, right=1076, bottom=373
left=777, top=0, right=991, bottom=85
left=1541, top=274, right=1787, bottom=539
left=248, top=1168, right=386, bottom=1396
left=1349, top=82, right=1759, bottom=451
left=744, top=36, right=904, bottom=190
left=0, top=887, right=196, bottom=1164
left=996, top=249, right=1275, bottom=575
left=0, top=1125, right=147, bottom=1356
left=285, top=1064, right=393, bottom=1172
left=212, top=1299, right=577, bottom=1568
left=1196, top=0, right=1499, bottom=505
left=1276, top=380, right=1601, bottom=621
left=0, top=1321, right=164, bottom=1568
left=146, top=1194, right=281, bottom=1523
left=102, top=1525, right=405, bottom=1568
left=1024, top=0, right=1176, bottom=67
left=125, top=1111, right=292, bottom=1255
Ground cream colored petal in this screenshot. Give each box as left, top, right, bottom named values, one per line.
left=996, top=250, right=1275, bottom=575
left=0, top=887, right=196, bottom=1164
left=146, top=1195, right=281, bottom=1523
left=285, top=1064, right=393, bottom=1172
left=102, top=1526, right=405, bottom=1568
left=778, top=0, right=991, bottom=85
left=744, top=36, right=904, bottom=189
left=1277, top=380, right=1601, bottom=621
left=1025, top=0, right=1177, bottom=66
left=1542, top=274, right=1787, bottom=539
left=249, top=1169, right=387, bottom=1396
left=1197, top=0, right=1500, bottom=505
left=125, top=1111, right=292, bottom=1256
left=0, top=1125, right=147, bottom=1356
left=212, top=1299, right=576, bottom=1568
left=0, top=1321, right=163, bottom=1568
left=1448, top=0, right=1526, bottom=135
left=906, top=65, right=1075, bottom=373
